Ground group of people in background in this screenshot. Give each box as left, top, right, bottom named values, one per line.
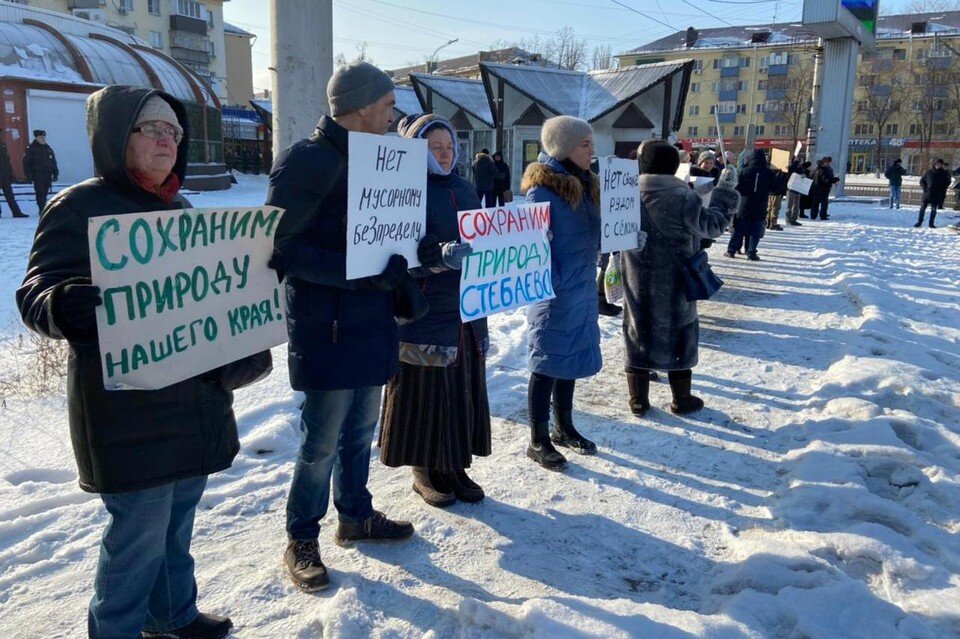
left=0, top=129, right=58, bottom=218
left=885, top=156, right=957, bottom=229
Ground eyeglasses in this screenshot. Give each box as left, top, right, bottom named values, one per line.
left=132, top=121, right=182, bottom=144
left=580, top=140, right=595, bottom=149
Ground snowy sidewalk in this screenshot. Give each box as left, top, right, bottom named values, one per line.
left=0, top=187, right=958, bottom=638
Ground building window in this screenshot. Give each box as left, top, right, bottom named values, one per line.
left=909, top=123, right=920, bottom=136
left=119, top=0, right=133, bottom=10
left=769, top=52, right=789, bottom=66
left=885, top=123, right=899, bottom=135
left=177, top=0, right=202, bottom=19
left=687, top=126, right=699, bottom=136
left=150, top=31, right=163, bottom=48
left=893, top=49, right=906, bottom=60
left=756, top=103, right=764, bottom=113
left=710, top=81, right=719, bottom=93
left=205, top=8, right=214, bottom=28
left=708, top=126, right=718, bottom=136
left=740, top=57, right=750, bottom=68
left=734, top=125, right=745, bottom=136
left=148, top=0, right=160, bottom=14
left=689, top=105, right=700, bottom=116
left=737, top=81, right=747, bottom=91
left=775, top=125, right=793, bottom=136
left=854, top=123, right=875, bottom=135
left=207, top=40, right=216, bottom=57
left=693, top=59, right=704, bottom=71
left=690, top=82, right=701, bottom=93
left=736, top=104, right=747, bottom=114
left=755, top=125, right=765, bottom=136
left=758, top=79, right=768, bottom=90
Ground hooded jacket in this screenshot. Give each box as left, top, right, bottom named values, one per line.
left=17, top=86, right=271, bottom=494
left=266, top=116, right=400, bottom=390
left=884, top=162, right=906, bottom=187
left=920, top=162, right=951, bottom=206
left=523, top=153, right=602, bottom=380
left=736, top=150, right=773, bottom=222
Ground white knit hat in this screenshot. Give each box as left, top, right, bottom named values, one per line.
left=540, top=115, right=592, bottom=161
left=135, top=95, right=183, bottom=137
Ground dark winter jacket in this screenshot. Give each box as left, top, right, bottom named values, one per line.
left=493, top=157, right=511, bottom=193
left=23, top=139, right=58, bottom=181
left=622, top=175, right=739, bottom=371
left=736, top=150, right=773, bottom=222
left=0, top=141, right=13, bottom=184
left=17, top=86, right=271, bottom=494
left=809, top=162, right=837, bottom=200
left=885, top=163, right=906, bottom=187
left=266, top=116, right=400, bottom=391
left=399, top=170, right=488, bottom=365
left=799, top=161, right=814, bottom=209
left=472, top=152, right=497, bottom=193
left=770, top=170, right=789, bottom=197
left=523, top=154, right=602, bottom=380
left=920, top=166, right=951, bottom=206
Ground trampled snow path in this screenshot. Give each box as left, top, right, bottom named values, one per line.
left=0, top=179, right=958, bottom=638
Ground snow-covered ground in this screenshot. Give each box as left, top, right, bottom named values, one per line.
left=1, top=176, right=958, bottom=638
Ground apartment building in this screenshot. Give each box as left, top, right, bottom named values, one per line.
left=616, top=11, right=960, bottom=174
left=22, top=0, right=228, bottom=101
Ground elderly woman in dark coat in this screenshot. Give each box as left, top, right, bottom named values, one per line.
left=522, top=116, right=603, bottom=471
left=379, top=114, right=490, bottom=507
left=622, top=140, right=740, bottom=416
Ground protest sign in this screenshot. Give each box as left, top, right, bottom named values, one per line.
left=794, top=140, right=803, bottom=156
left=599, top=156, right=641, bottom=253
left=346, top=131, right=427, bottom=279
left=89, top=207, right=287, bottom=390
left=787, top=173, right=813, bottom=195
left=675, top=162, right=692, bottom=182
left=771, top=148, right=791, bottom=171
left=458, top=202, right=554, bottom=321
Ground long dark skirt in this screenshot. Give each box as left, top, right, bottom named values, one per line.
left=379, top=327, right=491, bottom=471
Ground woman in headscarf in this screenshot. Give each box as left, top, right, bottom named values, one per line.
left=379, top=114, right=491, bottom=507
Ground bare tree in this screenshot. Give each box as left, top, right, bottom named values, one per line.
left=592, top=43, right=613, bottom=71
left=777, top=57, right=816, bottom=153
left=334, top=41, right=374, bottom=69
left=907, top=57, right=952, bottom=169
left=553, top=27, right=587, bottom=71
left=907, top=0, right=960, bottom=11
left=855, top=73, right=900, bottom=171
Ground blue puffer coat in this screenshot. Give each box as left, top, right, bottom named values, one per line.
left=523, top=154, right=602, bottom=380
left=399, top=170, right=488, bottom=364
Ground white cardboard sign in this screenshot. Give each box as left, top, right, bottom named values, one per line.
left=599, top=156, right=641, bottom=253
left=88, top=207, right=287, bottom=390
left=346, top=131, right=427, bottom=279
left=788, top=173, right=813, bottom=195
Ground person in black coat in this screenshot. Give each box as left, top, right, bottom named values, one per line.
left=266, top=61, right=436, bottom=592
left=766, top=166, right=789, bottom=230
left=725, top=149, right=772, bottom=261
left=492, top=150, right=511, bottom=205
left=23, top=129, right=58, bottom=212
left=471, top=148, right=497, bottom=206
left=809, top=156, right=839, bottom=220
left=17, top=86, right=271, bottom=639
left=917, top=158, right=950, bottom=228
left=0, top=135, right=26, bottom=217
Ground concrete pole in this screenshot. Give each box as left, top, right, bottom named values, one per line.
left=813, top=38, right=858, bottom=196
left=270, top=0, right=333, bottom=158
left=805, top=38, right=825, bottom=161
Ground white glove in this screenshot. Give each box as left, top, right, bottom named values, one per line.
left=636, top=230, right=647, bottom=251
left=717, top=167, right=738, bottom=190
left=441, top=241, right=473, bottom=269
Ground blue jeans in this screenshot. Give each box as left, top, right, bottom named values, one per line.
left=889, top=184, right=901, bottom=208
left=285, top=387, right=380, bottom=540
left=88, top=477, right=206, bottom=639
left=727, top=219, right=763, bottom=256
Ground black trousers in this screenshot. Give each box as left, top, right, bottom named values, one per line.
left=1, top=181, right=23, bottom=216
left=34, top=177, right=52, bottom=212
left=918, top=197, right=939, bottom=226
left=528, top=373, right=576, bottom=423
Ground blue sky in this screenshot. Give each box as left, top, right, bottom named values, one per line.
left=224, top=0, right=916, bottom=92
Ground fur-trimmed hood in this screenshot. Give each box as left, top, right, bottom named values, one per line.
left=521, top=158, right=600, bottom=208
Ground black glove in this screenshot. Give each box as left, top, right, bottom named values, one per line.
left=416, top=233, right=442, bottom=269
left=267, top=249, right=284, bottom=283
left=356, top=254, right=408, bottom=291
left=55, top=283, right=102, bottom=337
left=394, top=275, right=430, bottom=324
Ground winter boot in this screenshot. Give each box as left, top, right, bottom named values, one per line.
left=668, top=369, right=705, bottom=415
left=442, top=468, right=485, bottom=502
left=334, top=511, right=414, bottom=546
left=412, top=467, right=456, bottom=508
left=141, top=613, right=233, bottom=639
left=626, top=369, right=651, bottom=416
left=283, top=539, right=329, bottom=592
left=527, top=419, right=567, bottom=471
left=550, top=408, right=597, bottom=455
left=747, top=253, right=760, bottom=261
left=598, top=298, right=623, bottom=317
left=930, top=211, right=937, bottom=228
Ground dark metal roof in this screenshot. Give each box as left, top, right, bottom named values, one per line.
left=625, top=11, right=960, bottom=54
left=409, top=74, right=494, bottom=127
left=387, top=47, right=548, bottom=80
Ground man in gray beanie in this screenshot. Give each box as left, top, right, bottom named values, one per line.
left=266, top=60, right=442, bottom=592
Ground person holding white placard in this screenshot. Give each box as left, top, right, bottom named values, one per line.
left=18, top=86, right=271, bottom=639
left=523, top=116, right=604, bottom=471
left=266, top=61, right=438, bottom=593
left=379, top=114, right=491, bottom=508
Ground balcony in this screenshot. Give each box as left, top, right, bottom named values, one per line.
left=765, top=87, right=786, bottom=100
left=718, top=88, right=738, bottom=101
left=767, top=64, right=789, bottom=76
left=764, top=110, right=785, bottom=122
left=872, top=59, right=894, bottom=73
left=926, top=56, right=952, bottom=69
left=70, top=0, right=102, bottom=8
left=170, top=14, right=208, bottom=35
left=868, top=84, right=893, bottom=97
left=720, top=66, right=740, bottom=78
left=717, top=112, right=736, bottom=124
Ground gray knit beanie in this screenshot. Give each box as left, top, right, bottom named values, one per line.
left=697, top=150, right=716, bottom=164
left=327, top=61, right=395, bottom=117
left=540, top=115, right=592, bottom=161
left=135, top=95, right=183, bottom=136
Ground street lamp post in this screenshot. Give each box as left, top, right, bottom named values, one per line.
left=429, top=38, right=459, bottom=72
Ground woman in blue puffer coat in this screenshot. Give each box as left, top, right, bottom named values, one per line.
left=379, top=114, right=491, bottom=508
left=522, top=116, right=602, bottom=471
